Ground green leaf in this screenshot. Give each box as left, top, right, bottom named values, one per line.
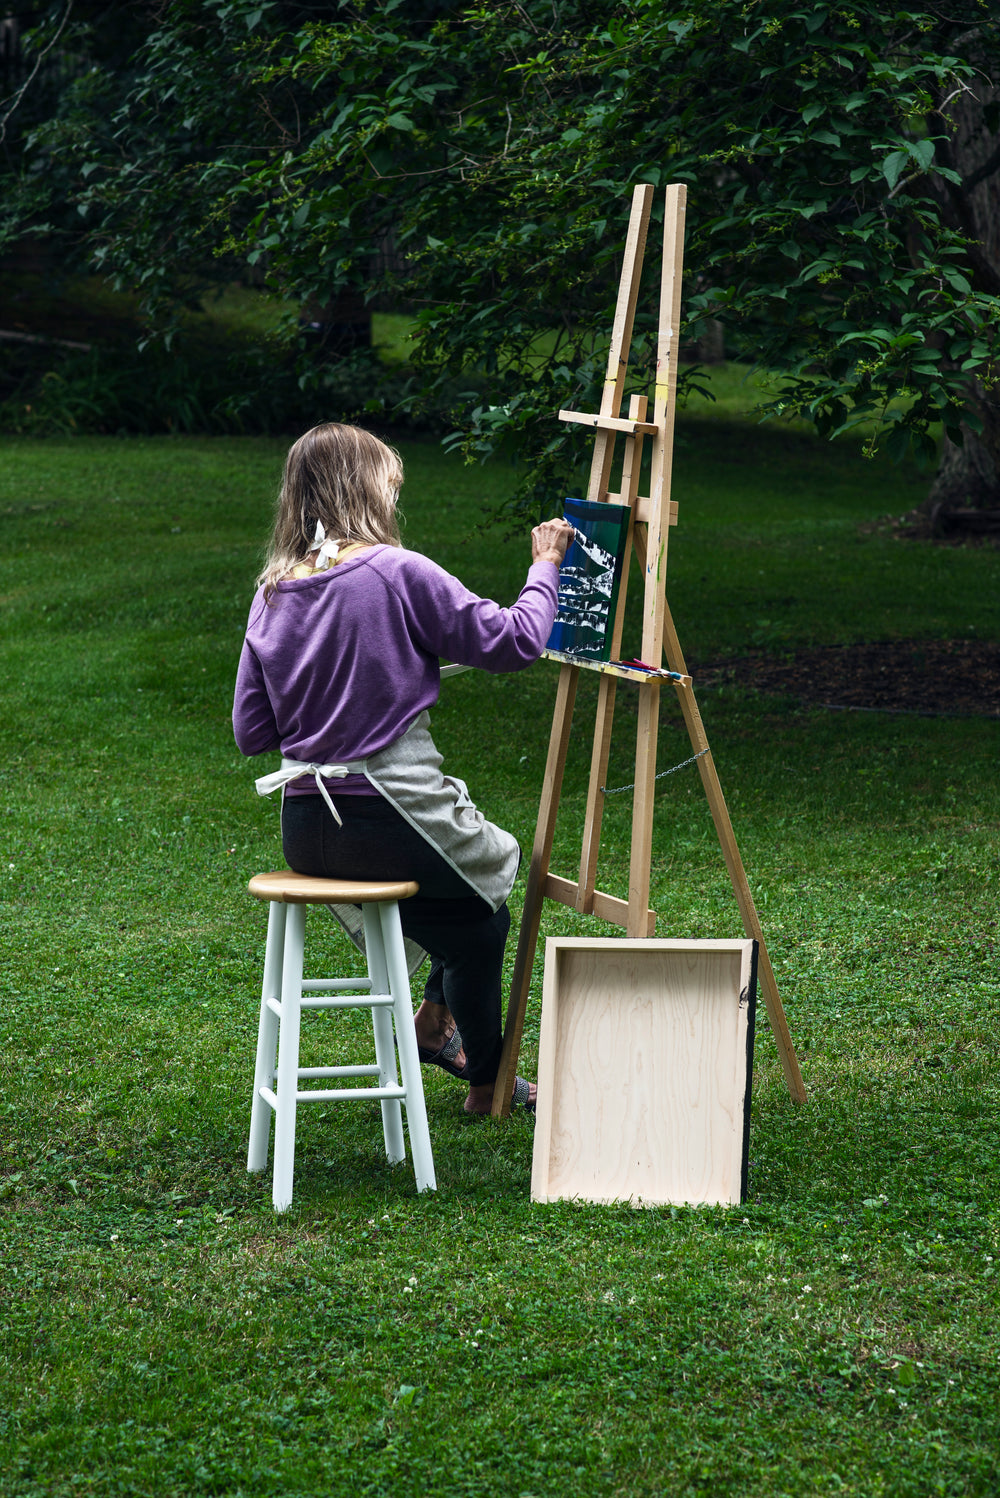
left=885, top=422, right=912, bottom=463
left=909, top=137, right=935, bottom=171
left=881, top=151, right=908, bottom=189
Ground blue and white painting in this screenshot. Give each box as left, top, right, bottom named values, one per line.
left=545, top=496, right=630, bottom=661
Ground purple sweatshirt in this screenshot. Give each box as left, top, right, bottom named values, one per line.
left=233, top=545, right=559, bottom=792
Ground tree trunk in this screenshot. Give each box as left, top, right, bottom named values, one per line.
left=299, top=292, right=372, bottom=357
left=695, top=317, right=726, bottom=364
left=923, top=42, right=1000, bottom=526
left=925, top=427, right=1000, bottom=535
left=924, top=377, right=1000, bottom=533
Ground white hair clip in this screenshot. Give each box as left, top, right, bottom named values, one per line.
left=308, top=519, right=340, bottom=569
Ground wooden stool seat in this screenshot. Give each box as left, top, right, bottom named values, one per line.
left=248, top=872, right=420, bottom=905
left=246, top=870, right=436, bottom=1210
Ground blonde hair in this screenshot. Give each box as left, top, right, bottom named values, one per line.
left=258, top=423, right=403, bottom=599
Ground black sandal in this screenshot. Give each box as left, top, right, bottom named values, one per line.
left=417, top=1026, right=471, bottom=1081
left=511, top=1075, right=536, bottom=1113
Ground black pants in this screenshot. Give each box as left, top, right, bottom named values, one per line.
left=281, top=794, right=510, bottom=1086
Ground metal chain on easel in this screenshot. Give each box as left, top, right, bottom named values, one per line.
left=601, top=747, right=709, bottom=797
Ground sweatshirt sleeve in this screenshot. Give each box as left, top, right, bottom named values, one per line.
left=233, top=637, right=281, bottom=755
left=381, top=553, right=560, bottom=673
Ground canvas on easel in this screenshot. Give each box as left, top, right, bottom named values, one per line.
left=491, top=182, right=806, bottom=1116
left=531, top=937, right=757, bottom=1207
left=546, top=496, right=631, bottom=662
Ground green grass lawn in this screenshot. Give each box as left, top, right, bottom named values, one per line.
left=1, top=419, right=998, bottom=1497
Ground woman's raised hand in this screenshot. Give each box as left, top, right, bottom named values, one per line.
left=530, top=517, right=575, bottom=567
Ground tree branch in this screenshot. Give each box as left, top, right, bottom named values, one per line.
left=0, top=1, right=75, bottom=147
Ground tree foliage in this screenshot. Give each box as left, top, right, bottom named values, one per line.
left=11, top=0, right=1000, bottom=515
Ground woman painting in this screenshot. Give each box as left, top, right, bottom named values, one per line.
left=233, top=423, right=573, bottom=1115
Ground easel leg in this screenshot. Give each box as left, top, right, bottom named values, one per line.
left=580, top=395, right=645, bottom=918
left=692, top=736, right=805, bottom=1101
left=577, top=672, right=618, bottom=913
left=660, top=606, right=806, bottom=1103
left=629, top=680, right=660, bottom=937
left=493, top=664, right=580, bottom=1118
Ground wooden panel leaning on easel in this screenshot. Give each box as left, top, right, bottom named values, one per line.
left=491, top=182, right=807, bottom=1117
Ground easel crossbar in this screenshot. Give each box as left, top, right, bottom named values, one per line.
left=559, top=408, right=660, bottom=436
left=544, top=873, right=656, bottom=936
left=541, top=648, right=691, bottom=686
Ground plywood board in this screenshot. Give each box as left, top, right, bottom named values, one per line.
left=531, top=938, right=756, bottom=1207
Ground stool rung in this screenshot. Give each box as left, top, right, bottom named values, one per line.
left=258, top=1084, right=406, bottom=1111
left=302, top=979, right=372, bottom=993
left=302, top=994, right=394, bottom=1010
left=297, top=1085, right=406, bottom=1103
left=265, top=994, right=393, bottom=1019
left=297, top=1064, right=380, bottom=1079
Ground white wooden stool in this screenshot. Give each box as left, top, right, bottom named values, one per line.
left=246, top=871, right=436, bottom=1210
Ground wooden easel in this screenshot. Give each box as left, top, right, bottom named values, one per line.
left=492, top=182, right=806, bottom=1117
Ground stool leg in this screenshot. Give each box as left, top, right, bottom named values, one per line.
left=381, top=901, right=437, bottom=1193
left=248, top=900, right=285, bottom=1174
left=272, top=901, right=306, bottom=1212
left=362, top=902, right=406, bottom=1166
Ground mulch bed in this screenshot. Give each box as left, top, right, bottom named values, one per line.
left=693, top=639, right=1000, bottom=718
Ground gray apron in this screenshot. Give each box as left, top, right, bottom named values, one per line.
left=254, top=710, right=521, bottom=969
